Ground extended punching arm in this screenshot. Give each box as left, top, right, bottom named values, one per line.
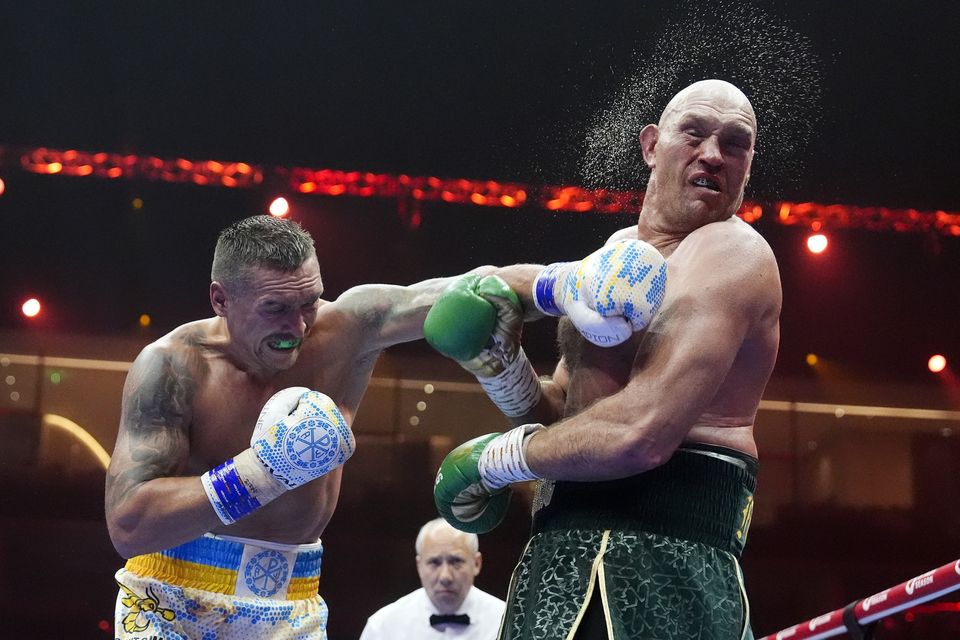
left=424, top=274, right=542, bottom=418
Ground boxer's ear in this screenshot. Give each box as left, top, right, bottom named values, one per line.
left=640, top=124, right=659, bottom=169
left=210, top=282, right=228, bottom=316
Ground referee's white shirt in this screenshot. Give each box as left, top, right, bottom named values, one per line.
left=359, top=586, right=506, bottom=640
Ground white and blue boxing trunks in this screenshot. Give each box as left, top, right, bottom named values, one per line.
left=114, top=533, right=327, bottom=640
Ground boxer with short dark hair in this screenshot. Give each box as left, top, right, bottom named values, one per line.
left=429, top=80, right=781, bottom=639
left=105, top=214, right=506, bottom=640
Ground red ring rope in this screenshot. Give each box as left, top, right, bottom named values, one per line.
left=757, top=558, right=960, bottom=639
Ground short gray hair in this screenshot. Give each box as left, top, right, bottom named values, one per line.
left=415, top=518, right=479, bottom=555
left=211, top=215, right=316, bottom=290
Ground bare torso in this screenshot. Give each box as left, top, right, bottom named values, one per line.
left=171, top=302, right=381, bottom=543
left=557, top=217, right=780, bottom=458
left=107, top=271, right=463, bottom=557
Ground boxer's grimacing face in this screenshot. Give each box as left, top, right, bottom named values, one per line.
left=223, top=256, right=323, bottom=372
left=642, top=82, right=757, bottom=226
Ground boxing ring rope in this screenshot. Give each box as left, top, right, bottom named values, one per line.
left=758, top=558, right=960, bottom=639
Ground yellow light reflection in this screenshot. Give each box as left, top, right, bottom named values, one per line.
left=43, top=413, right=111, bottom=470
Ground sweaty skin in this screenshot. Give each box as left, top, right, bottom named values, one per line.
left=105, top=260, right=488, bottom=557
left=557, top=217, right=779, bottom=460
left=496, top=80, right=782, bottom=480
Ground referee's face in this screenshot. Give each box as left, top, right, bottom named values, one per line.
left=417, top=529, right=482, bottom=614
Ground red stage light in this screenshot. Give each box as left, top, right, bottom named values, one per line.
left=21, top=298, right=41, bottom=318
left=807, top=233, right=828, bottom=254
left=0, top=177, right=5, bottom=196
left=929, top=354, right=947, bottom=373
left=269, top=196, right=290, bottom=217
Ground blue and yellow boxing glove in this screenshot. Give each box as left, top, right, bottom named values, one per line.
left=434, top=424, right=544, bottom=534
left=533, top=239, right=667, bottom=346
left=424, top=275, right=541, bottom=418
left=201, top=387, right=355, bottom=525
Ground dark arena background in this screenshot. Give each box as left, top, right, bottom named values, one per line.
left=1, top=2, right=959, bottom=638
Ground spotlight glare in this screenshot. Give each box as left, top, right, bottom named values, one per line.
left=806, top=233, right=828, bottom=254
left=928, top=354, right=947, bottom=373
left=269, top=196, right=290, bottom=217
left=21, top=298, right=41, bottom=318
left=805, top=353, right=819, bottom=366
left=0, top=177, right=6, bottom=196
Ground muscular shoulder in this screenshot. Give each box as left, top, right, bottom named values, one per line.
left=123, top=321, right=213, bottom=414
left=139, top=321, right=212, bottom=374
left=670, top=218, right=781, bottom=318
left=678, top=218, right=776, bottom=276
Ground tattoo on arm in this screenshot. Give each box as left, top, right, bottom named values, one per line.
left=106, top=349, right=197, bottom=511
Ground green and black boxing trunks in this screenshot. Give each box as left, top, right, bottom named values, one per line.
left=500, top=443, right=757, bottom=640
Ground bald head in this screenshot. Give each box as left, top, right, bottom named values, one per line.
left=415, top=518, right=479, bottom=555
left=415, top=518, right=482, bottom=614
left=638, top=79, right=758, bottom=227
left=659, top=80, right=757, bottom=135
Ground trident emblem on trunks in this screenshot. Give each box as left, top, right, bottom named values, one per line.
left=117, top=581, right=176, bottom=633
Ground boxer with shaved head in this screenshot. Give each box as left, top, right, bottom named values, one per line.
left=429, top=80, right=780, bottom=639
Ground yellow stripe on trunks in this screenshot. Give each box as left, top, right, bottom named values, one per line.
left=126, top=554, right=238, bottom=595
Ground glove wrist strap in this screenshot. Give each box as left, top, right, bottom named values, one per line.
left=478, top=423, right=545, bottom=490
left=533, top=262, right=574, bottom=317
left=477, top=348, right=542, bottom=418
left=201, top=448, right=287, bottom=525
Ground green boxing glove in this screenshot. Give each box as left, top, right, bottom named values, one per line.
left=434, top=424, right=544, bottom=534
left=425, top=275, right=542, bottom=418
left=424, top=274, right=519, bottom=363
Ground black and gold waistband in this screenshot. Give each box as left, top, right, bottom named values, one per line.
left=532, top=443, right=757, bottom=556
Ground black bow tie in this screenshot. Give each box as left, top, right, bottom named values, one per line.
left=430, top=613, right=470, bottom=627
